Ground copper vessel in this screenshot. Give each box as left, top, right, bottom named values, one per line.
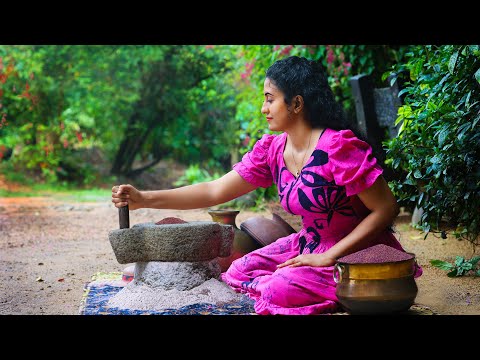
left=333, top=254, right=418, bottom=315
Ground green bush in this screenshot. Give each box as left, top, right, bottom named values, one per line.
left=173, top=164, right=221, bottom=187
left=385, top=45, right=480, bottom=245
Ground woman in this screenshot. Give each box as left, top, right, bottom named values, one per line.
left=111, top=55, right=422, bottom=315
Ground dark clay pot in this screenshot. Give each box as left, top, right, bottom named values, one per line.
left=208, top=209, right=260, bottom=272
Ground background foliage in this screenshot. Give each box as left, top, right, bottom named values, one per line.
left=1, top=44, right=479, bottom=244
left=386, top=45, right=480, bottom=245
left=1, top=46, right=144, bottom=184
left=0, top=45, right=237, bottom=185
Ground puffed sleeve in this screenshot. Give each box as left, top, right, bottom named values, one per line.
left=232, top=134, right=274, bottom=188
left=327, top=129, right=383, bottom=197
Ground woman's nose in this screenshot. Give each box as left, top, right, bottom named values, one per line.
left=261, top=103, right=268, bottom=114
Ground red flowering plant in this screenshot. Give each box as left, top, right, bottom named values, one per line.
left=0, top=47, right=98, bottom=184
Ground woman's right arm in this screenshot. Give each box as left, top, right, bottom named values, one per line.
left=111, top=170, right=258, bottom=210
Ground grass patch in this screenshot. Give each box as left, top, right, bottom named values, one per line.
left=0, top=184, right=111, bottom=202
left=50, top=188, right=111, bottom=202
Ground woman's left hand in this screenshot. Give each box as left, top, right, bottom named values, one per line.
left=277, top=253, right=336, bottom=268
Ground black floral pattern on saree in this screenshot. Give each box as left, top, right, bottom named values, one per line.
left=299, top=226, right=322, bottom=254
left=298, top=186, right=356, bottom=226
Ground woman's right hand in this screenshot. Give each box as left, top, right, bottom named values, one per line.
left=111, top=184, right=143, bottom=210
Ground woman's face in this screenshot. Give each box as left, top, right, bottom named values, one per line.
left=261, top=78, right=291, bottom=132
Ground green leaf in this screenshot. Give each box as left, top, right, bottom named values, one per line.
left=448, top=51, right=459, bottom=74
left=430, top=259, right=454, bottom=270
left=438, top=129, right=449, bottom=147
left=413, top=169, right=422, bottom=179
left=472, top=115, right=480, bottom=130
left=418, top=192, right=424, bottom=205
left=476, top=269, right=480, bottom=277
left=454, top=256, right=465, bottom=267
left=404, top=178, right=416, bottom=185
left=430, top=155, right=441, bottom=164
left=475, top=68, right=480, bottom=84
left=389, top=75, right=397, bottom=87
left=398, top=88, right=410, bottom=98
left=392, top=157, right=401, bottom=169
left=447, top=269, right=457, bottom=277
left=464, top=91, right=471, bottom=109
left=468, top=256, right=480, bottom=266
left=468, top=45, right=479, bottom=53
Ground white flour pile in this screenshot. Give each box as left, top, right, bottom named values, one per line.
left=107, top=278, right=245, bottom=311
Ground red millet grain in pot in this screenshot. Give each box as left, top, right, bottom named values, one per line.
left=155, top=217, right=188, bottom=225
left=337, top=244, right=414, bottom=264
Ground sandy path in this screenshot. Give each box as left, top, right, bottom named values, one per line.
left=0, top=196, right=479, bottom=315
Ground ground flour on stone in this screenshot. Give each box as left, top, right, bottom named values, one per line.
left=107, top=278, right=245, bottom=311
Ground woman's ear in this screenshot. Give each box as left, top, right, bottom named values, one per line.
left=293, top=95, right=304, bottom=114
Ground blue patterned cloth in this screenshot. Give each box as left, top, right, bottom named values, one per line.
left=79, top=273, right=435, bottom=315
left=80, top=281, right=256, bottom=315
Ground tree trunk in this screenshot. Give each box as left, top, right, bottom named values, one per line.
left=110, top=111, right=153, bottom=175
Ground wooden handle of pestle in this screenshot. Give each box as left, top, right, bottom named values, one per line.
left=119, top=204, right=130, bottom=229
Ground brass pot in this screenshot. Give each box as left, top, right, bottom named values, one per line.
left=333, top=254, right=418, bottom=315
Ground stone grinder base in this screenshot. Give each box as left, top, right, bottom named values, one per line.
left=108, top=262, right=244, bottom=311
left=107, top=220, right=239, bottom=311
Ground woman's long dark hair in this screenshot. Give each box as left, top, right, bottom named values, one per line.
left=266, top=56, right=395, bottom=232
left=265, top=56, right=370, bottom=146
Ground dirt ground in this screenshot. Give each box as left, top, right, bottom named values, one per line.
left=1, top=191, right=479, bottom=315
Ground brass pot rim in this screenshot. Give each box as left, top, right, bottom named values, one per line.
left=334, top=253, right=417, bottom=280
left=335, top=252, right=416, bottom=266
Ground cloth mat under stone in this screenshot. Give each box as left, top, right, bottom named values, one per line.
left=79, top=272, right=438, bottom=315
left=79, top=272, right=256, bottom=315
